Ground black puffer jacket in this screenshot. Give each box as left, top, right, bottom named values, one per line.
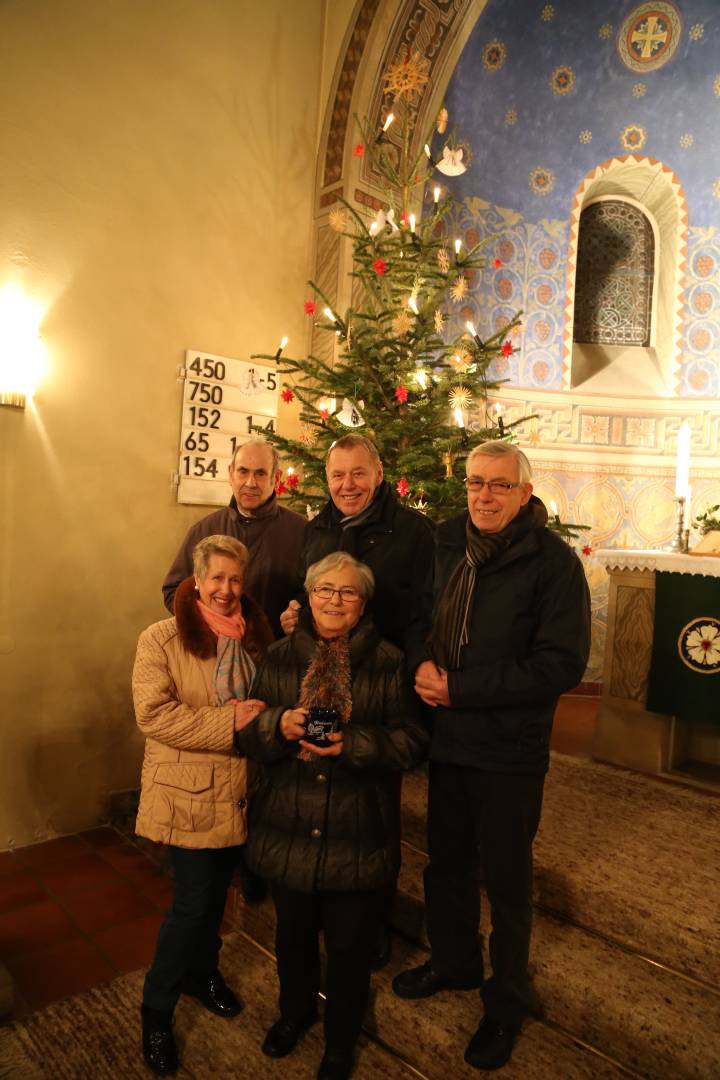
left=235, top=613, right=429, bottom=893
left=299, top=482, right=435, bottom=649
left=407, top=504, right=591, bottom=774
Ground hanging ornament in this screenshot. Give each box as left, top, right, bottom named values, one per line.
left=281, top=387, right=294, bottom=403
left=336, top=397, right=365, bottom=427
left=448, top=350, right=469, bottom=372
left=395, top=384, right=408, bottom=404
left=392, top=310, right=414, bottom=336
left=434, top=307, right=445, bottom=334
left=299, top=424, right=318, bottom=447
left=451, top=275, right=468, bottom=303
left=437, top=107, right=449, bottom=134
left=276, top=480, right=288, bottom=495
left=582, top=543, right=593, bottom=556
left=437, top=249, right=450, bottom=274
left=442, top=449, right=455, bottom=478
left=493, top=258, right=503, bottom=269
left=384, top=49, right=430, bottom=101
left=329, top=207, right=347, bottom=232
left=286, top=471, right=299, bottom=489
left=396, top=477, right=411, bottom=497
left=436, top=145, right=467, bottom=176
left=304, top=300, right=317, bottom=315
left=449, top=385, right=473, bottom=411
left=369, top=207, right=399, bottom=236
left=353, top=143, right=365, bottom=157
left=373, top=257, right=388, bottom=276
left=501, top=340, right=514, bottom=357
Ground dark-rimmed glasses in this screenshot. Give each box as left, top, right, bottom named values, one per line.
left=312, top=586, right=362, bottom=603
left=464, top=477, right=522, bottom=495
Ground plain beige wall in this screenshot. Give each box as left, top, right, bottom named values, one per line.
left=0, top=0, right=343, bottom=847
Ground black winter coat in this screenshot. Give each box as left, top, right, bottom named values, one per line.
left=298, top=482, right=435, bottom=649
left=235, top=614, right=429, bottom=893
left=407, top=505, right=591, bottom=774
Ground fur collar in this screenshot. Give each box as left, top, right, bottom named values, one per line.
left=174, top=576, right=274, bottom=661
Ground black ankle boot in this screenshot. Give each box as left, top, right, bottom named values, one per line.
left=141, top=1005, right=178, bottom=1077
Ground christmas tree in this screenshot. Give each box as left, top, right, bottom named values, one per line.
left=254, top=50, right=526, bottom=520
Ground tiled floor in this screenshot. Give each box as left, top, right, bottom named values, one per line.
left=0, top=694, right=598, bottom=1023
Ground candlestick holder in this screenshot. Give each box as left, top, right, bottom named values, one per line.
left=667, top=496, right=689, bottom=553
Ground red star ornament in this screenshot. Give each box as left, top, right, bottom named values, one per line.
left=353, top=143, right=365, bottom=157
left=582, top=544, right=593, bottom=556
left=304, top=300, right=316, bottom=315
left=493, top=258, right=502, bottom=268
left=396, top=477, right=411, bottom=497
left=501, top=340, right=513, bottom=358
left=373, top=257, right=388, bottom=276
left=275, top=480, right=288, bottom=495
left=286, top=473, right=299, bottom=489
left=395, top=384, right=408, bottom=403
left=281, top=387, right=294, bottom=403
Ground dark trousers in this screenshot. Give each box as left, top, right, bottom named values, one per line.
left=271, top=883, right=385, bottom=1053
left=143, top=844, right=240, bottom=1013
left=424, top=762, right=545, bottom=1025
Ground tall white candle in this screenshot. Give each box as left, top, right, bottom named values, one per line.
left=675, top=421, right=690, bottom=498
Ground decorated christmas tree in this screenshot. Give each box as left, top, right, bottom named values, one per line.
left=254, top=50, right=527, bottom=520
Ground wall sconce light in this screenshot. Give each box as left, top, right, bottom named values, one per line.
left=0, top=285, right=45, bottom=409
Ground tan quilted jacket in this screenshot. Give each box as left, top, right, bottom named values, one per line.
left=133, top=577, right=273, bottom=848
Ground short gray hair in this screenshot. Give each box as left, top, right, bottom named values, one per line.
left=304, top=552, right=375, bottom=601
left=229, top=437, right=279, bottom=474
left=193, top=534, right=249, bottom=579
left=466, top=441, right=532, bottom=484
left=326, top=434, right=381, bottom=467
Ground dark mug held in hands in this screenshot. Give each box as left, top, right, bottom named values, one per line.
left=305, top=706, right=341, bottom=746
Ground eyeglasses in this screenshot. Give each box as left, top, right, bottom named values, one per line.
left=312, top=586, right=362, bottom=603
left=464, top=477, right=522, bottom=494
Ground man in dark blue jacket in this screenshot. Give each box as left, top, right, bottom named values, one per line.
left=392, top=441, right=591, bottom=1072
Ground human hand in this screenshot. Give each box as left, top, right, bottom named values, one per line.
left=233, top=698, right=267, bottom=731
left=299, top=730, right=343, bottom=757
left=280, top=600, right=301, bottom=635
left=414, top=660, right=451, bottom=707
left=280, top=707, right=308, bottom=741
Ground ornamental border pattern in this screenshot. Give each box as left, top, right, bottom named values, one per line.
left=562, top=155, right=688, bottom=393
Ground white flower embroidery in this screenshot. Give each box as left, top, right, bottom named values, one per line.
left=686, top=624, right=720, bottom=666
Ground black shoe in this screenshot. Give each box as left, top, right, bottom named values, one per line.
left=262, top=1012, right=318, bottom=1058
left=317, top=1048, right=354, bottom=1080
left=369, top=923, right=392, bottom=971
left=237, top=859, right=268, bottom=904
left=182, top=971, right=242, bottom=1017
left=392, top=960, right=482, bottom=999
left=141, top=1005, right=178, bottom=1077
left=464, top=1017, right=520, bottom=1071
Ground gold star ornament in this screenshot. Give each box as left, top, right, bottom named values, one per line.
left=448, top=385, right=473, bottom=411
left=384, top=50, right=430, bottom=101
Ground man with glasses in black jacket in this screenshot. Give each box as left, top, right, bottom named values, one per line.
left=393, top=441, right=591, bottom=1072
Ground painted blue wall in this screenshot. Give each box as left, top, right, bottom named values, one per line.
left=433, top=0, right=720, bottom=396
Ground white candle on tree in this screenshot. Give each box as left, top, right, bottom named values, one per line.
left=675, top=421, right=690, bottom=498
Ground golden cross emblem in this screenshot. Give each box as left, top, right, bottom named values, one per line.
left=631, top=16, right=668, bottom=59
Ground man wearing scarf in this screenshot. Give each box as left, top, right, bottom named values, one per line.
left=280, top=434, right=435, bottom=650
left=393, top=441, right=591, bottom=1072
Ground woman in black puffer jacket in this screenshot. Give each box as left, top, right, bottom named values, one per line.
left=235, top=551, right=428, bottom=1080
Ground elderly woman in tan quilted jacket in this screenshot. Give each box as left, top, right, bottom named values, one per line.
left=133, top=534, right=273, bottom=1078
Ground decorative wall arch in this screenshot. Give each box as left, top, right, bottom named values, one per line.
left=562, top=155, right=688, bottom=395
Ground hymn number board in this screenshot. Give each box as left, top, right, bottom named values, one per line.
left=177, top=349, right=279, bottom=506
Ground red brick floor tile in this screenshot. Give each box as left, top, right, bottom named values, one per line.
left=78, top=825, right=126, bottom=849
left=98, top=842, right=169, bottom=883
left=13, top=835, right=91, bottom=868
left=0, top=851, right=22, bottom=878
left=58, top=879, right=159, bottom=935
left=0, top=868, right=47, bottom=914
left=6, top=936, right=117, bottom=1010
left=0, top=898, right=81, bottom=957
left=36, top=852, right=128, bottom=900
left=94, top=911, right=165, bottom=973
left=135, top=874, right=174, bottom=912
